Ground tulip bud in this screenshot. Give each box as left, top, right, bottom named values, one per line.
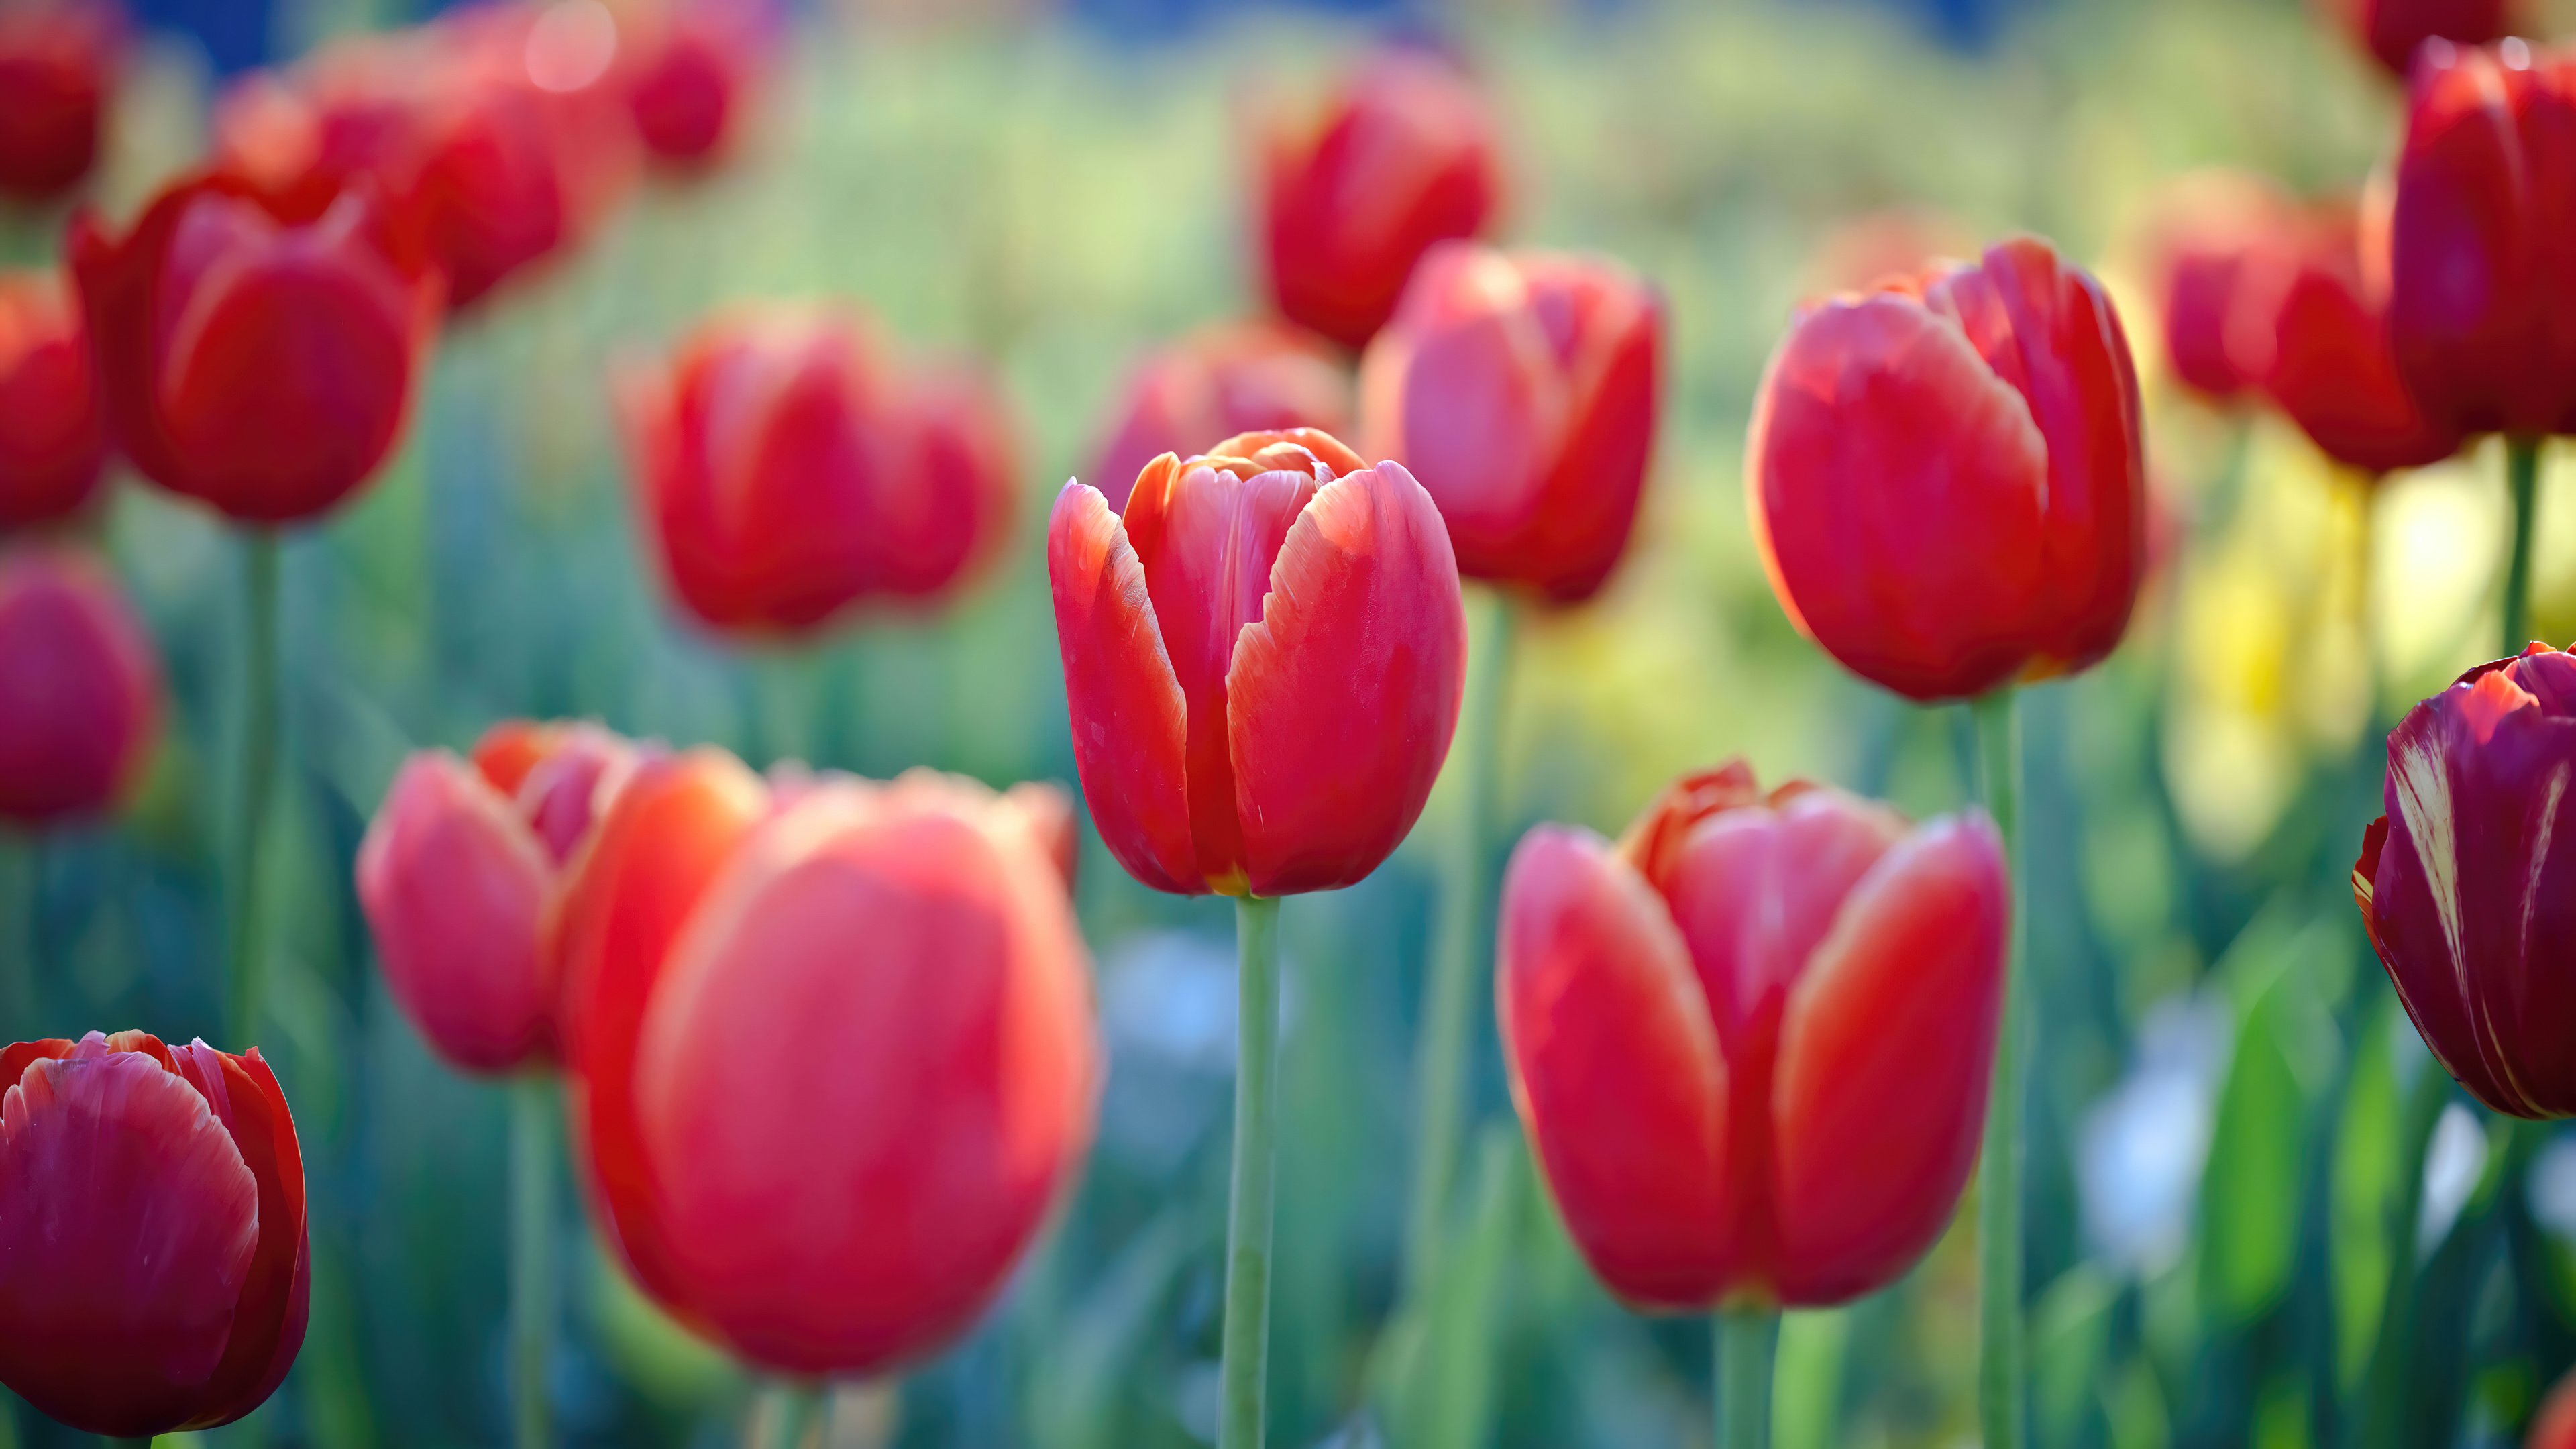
left=2324, top=0, right=2514, bottom=78
left=1361, top=242, right=1663, bottom=603
left=1499, top=762, right=2007, bottom=1309
left=0, top=270, right=105, bottom=529
left=0, top=1030, right=308, bottom=1437
left=70, top=172, right=439, bottom=525
left=2355, top=643, right=2576, bottom=1119
left=626, top=0, right=768, bottom=166
left=2138, top=170, right=2296, bottom=403
left=1049, top=428, right=1466, bottom=897
left=0, top=0, right=117, bottom=202
left=1260, top=50, right=1504, bottom=351
left=1747, top=234, right=2147, bottom=702
left=1092, top=321, right=1352, bottom=512
left=0, top=545, right=159, bottom=825
left=2257, top=196, right=2462, bottom=474
left=2387, top=38, right=2576, bottom=439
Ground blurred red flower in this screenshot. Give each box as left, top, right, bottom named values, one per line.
left=0, top=1030, right=307, bottom=1437
left=1049, top=429, right=1464, bottom=897
left=2139, top=169, right=2296, bottom=403
left=2257, top=193, right=2463, bottom=474
left=1092, top=320, right=1350, bottom=511
left=1260, top=50, right=1504, bottom=351
left=0, top=270, right=105, bottom=529
left=1499, top=763, right=2006, bottom=1309
left=0, top=545, right=159, bottom=825
left=0, top=0, right=117, bottom=202
left=625, top=0, right=771, bottom=166
left=2325, top=0, right=2514, bottom=78
left=2534, top=1364, right=2576, bottom=1449
left=1748, top=235, right=2146, bottom=702
left=555, top=756, right=1097, bottom=1377
left=1360, top=241, right=1662, bottom=603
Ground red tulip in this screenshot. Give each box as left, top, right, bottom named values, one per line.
left=0, top=270, right=105, bottom=529
left=2387, top=38, right=2576, bottom=439
left=619, top=307, right=1016, bottom=635
left=2139, top=170, right=2296, bottom=403
left=2326, top=0, right=2514, bottom=77
left=70, top=172, right=439, bottom=524
left=0, top=0, right=117, bottom=202
left=1747, top=235, right=2147, bottom=702
left=0, top=1030, right=307, bottom=1436
left=626, top=0, right=767, bottom=166
left=1092, top=320, right=1351, bottom=512
left=1498, top=763, right=2006, bottom=1309
left=1260, top=50, right=1504, bottom=351
left=2257, top=196, right=2463, bottom=474
left=357, top=720, right=637, bottom=1075
left=0, top=545, right=158, bottom=825
left=2354, top=643, right=2576, bottom=1119
left=2534, top=1365, right=2576, bottom=1449
left=1048, top=428, right=1465, bottom=897
left=557, top=756, right=1096, bottom=1376
left=1360, top=241, right=1662, bottom=603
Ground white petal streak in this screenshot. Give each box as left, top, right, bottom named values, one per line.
left=2389, top=725, right=2468, bottom=994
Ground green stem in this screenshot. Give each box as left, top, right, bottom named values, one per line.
left=225, top=531, right=280, bottom=1048
left=103, top=1438, right=152, bottom=1447
left=509, top=1076, right=555, bottom=1449
left=2502, top=437, right=2542, bottom=657
left=756, top=1381, right=828, bottom=1449
left=1971, top=687, right=2026, bottom=1449
left=1221, top=894, right=1285, bottom=1449
left=1715, top=1308, right=1780, bottom=1449
left=1402, top=589, right=1516, bottom=1300
left=2356, top=1053, right=2450, bottom=1449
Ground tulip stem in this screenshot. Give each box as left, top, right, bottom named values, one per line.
left=1715, top=1307, right=1780, bottom=1449
left=509, top=1075, right=554, bottom=1449
left=225, top=530, right=280, bottom=1049
left=2356, top=1044, right=2451, bottom=1449
left=1970, top=686, right=2026, bottom=1449
left=1221, top=893, right=1285, bottom=1449
left=2503, top=436, right=2542, bottom=656
left=756, top=1381, right=829, bottom=1449
left=1403, top=589, right=1516, bottom=1300
left=102, top=1438, right=152, bottom=1447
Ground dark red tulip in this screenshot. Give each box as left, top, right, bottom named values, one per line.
left=1260, top=50, right=1504, bottom=351
left=2140, top=170, right=2296, bottom=403
left=1360, top=241, right=1662, bottom=603
left=357, top=720, right=637, bottom=1075
left=70, top=172, right=439, bottom=525
left=0, top=0, right=117, bottom=202
left=619, top=307, right=1016, bottom=636
left=1049, top=429, right=1465, bottom=897
left=1748, top=235, right=2147, bottom=702
left=0, top=1030, right=307, bottom=1437
left=0, top=270, right=106, bottom=529
left=1093, top=321, right=1351, bottom=512
left=2327, top=0, right=2514, bottom=78
left=2355, top=643, right=2576, bottom=1119
left=557, top=757, right=1096, bottom=1376
left=626, top=0, right=767, bottom=166
left=0, top=545, right=158, bottom=825
left=2387, top=38, right=2576, bottom=439
left=1500, top=763, right=2006, bottom=1309
left=2258, top=196, right=2463, bottom=474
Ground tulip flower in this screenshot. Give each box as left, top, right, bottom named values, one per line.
left=2139, top=170, right=2294, bottom=404
left=1092, top=321, right=1351, bottom=512
left=356, top=720, right=637, bottom=1074
left=2534, top=1365, right=2576, bottom=1449
left=2328, top=0, right=2513, bottom=78
left=619, top=306, right=1016, bottom=636
left=0, top=270, right=105, bottom=529
left=0, top=545, right=159, bottom=826
left=557, top=755, right=1096, bottom=1377
left=626, top=0, right=768, bottom=166
left=1047, top=428, right=1465, bottom=898
left=0, top=1030, right=308, bottom=1437
left=2257, top=197, right=2462, bottom=475
left=1260, top=50, right=1504, bottom=350
left=1500, top=762, right=2007, bottom=1309
left=2353, top=643, right=2576, bottom=1119
left=70, top=172, right=440, bottom=525
left=1747, top=234, right=2147, bottom=703
left=0, top=0, right=117, bottom=202
left=1360, top=241, right=1662, bottom=603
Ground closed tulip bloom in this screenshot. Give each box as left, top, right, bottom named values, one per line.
left=627, top=0, right=767, bottom=166
left=2259, top=197, right=2463, bottom=474
left=356, top=720, right=636, bottom=1074
left=0, top=545, right=158, bottom=824
left=1261, top=50, right=1504, bottom=350
left=2140, top=170, right=2294, bottom=402
left=0, top=0, right=116, bottom=201
left=2354, top=643, right=2576, bottom=1118
left=1048, top=429, right=1466, bottom=897
left=1092, top=321, right=1351, bottom=512
left=1361, top=241, right=1662, bottom=602
left=0, top=270, right=105, bottom=529
left=70, top=172, right=439, bottom=524
left=1499, top=763, right=2007, bottom=1309
left=559, top=759, right=1096, bottom=1375
left=0, top=1030, right=308, bottom=1437
left=2328, top=0, right=2514, bottom=77
left=1748, top=235, right=2147, bottom=702
left=2387, top=38, right=2576, bottom=438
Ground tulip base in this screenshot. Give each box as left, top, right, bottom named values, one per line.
left=1715, top=1308, right=1780, bottom=1449
left=1971, top=687, right=2026, bottom=1449
left=1221, top=894, right=1284, bottom=1449
left=225, top=531, right=280, bottom=1047
left=510, top=1075, right=554, bottom=1449
left=2503, top=436, right=2543, bottom=656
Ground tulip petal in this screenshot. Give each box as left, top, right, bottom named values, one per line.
left=1228, top=460, right=1466, bottom=896
left=174, top=1046, right=309, bottom=1430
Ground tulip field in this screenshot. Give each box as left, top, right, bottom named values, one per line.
left=18, top=0, right=2576, bottom=1444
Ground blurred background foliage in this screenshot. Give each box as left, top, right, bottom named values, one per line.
left=13, top=0, right=2576, bottom=1444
